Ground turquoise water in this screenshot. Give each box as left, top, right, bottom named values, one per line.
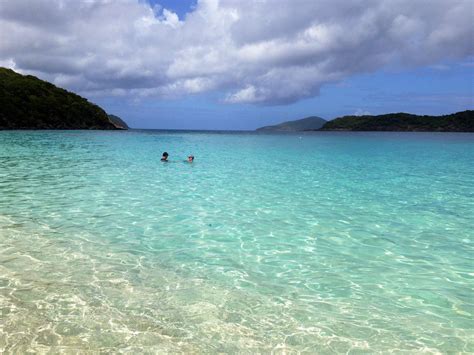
left=0, top=130, right=473, bottom=353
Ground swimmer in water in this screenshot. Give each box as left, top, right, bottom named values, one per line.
left=161, top=152, right=169, bottom=162
left=187, top=155, right=194, bottom=163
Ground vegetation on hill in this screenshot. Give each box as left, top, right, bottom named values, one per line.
left=320, top=111, right=473, bottom=132
left=257, top=116, right=326, bottom=131
left=0, top=67, right=127, bottom=130
left=108, top=114, right=129, bottom=129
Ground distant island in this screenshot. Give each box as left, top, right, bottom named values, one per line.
left=258, top=111, right=473, bottom=132
left=108, top=114, right=129, bottom=130
left=256, top=116, right=326, bottom=131
left=320, top=111, right=473, bottom=132
left=0, top=67, right=128, bottom=130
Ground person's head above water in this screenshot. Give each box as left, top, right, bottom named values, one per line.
left=187, top=155, right=194, bottom=162
left=161, top=152, right=169, bottom=161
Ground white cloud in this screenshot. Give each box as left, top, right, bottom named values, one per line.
left=225, top=85, right=263, bottom=104
left=354, top=109, right=372, bottom=116
left=0, top=0, right=472, bottom=105
left=430, top=64, right=450, bottom=71
left=160, top=9, right=181, bottom=28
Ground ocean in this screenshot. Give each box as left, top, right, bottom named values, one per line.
left=1, top=130, right=473, bottom=353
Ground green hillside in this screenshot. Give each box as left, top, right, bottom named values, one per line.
left=0, top=67, right=127, bottom=130
left=108, top=114, right=129, bottom=129
left=320, top=111, right=473, bottom=132
left=257, top=116, right=326, bottom=131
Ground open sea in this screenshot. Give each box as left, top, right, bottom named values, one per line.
left=0, top=130, right=473, bottom=353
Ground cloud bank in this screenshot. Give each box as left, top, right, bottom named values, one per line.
left=1, top=0, right=472, bottom=104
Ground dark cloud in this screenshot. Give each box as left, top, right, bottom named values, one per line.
left=0, top=0, right=472, bottom=104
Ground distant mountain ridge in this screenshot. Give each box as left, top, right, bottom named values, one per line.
left=257, top=116, right=326, bottom=131
left=320, top=111, right=473, bottom=132
left=0, top=67, right=128, bottom=130
left=108, top=114, right=129, bottom=129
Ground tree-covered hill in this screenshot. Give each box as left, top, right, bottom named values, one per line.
left=108, top=114, right=129, bottom=129
left=256, top=116, right=326, bottom=131
left=320, top=111, right=473, bottom=132
left=0, top=67, right=127, bottom=130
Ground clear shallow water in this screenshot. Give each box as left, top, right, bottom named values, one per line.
left=0, top=130, right=473, bottom=353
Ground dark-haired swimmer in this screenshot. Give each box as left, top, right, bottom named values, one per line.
left=187, top=155, right=194, bottom=163
left=161, top=152, right=169, bottom=162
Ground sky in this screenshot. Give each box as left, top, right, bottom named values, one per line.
left=0, top=0, right=473, bottom=130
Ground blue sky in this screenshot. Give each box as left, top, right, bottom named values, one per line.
left=1, top=0, right=472, bottom=129
left=146, top=0, right=197, bottom=19
left=97, top=58, right=474, bottom=130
